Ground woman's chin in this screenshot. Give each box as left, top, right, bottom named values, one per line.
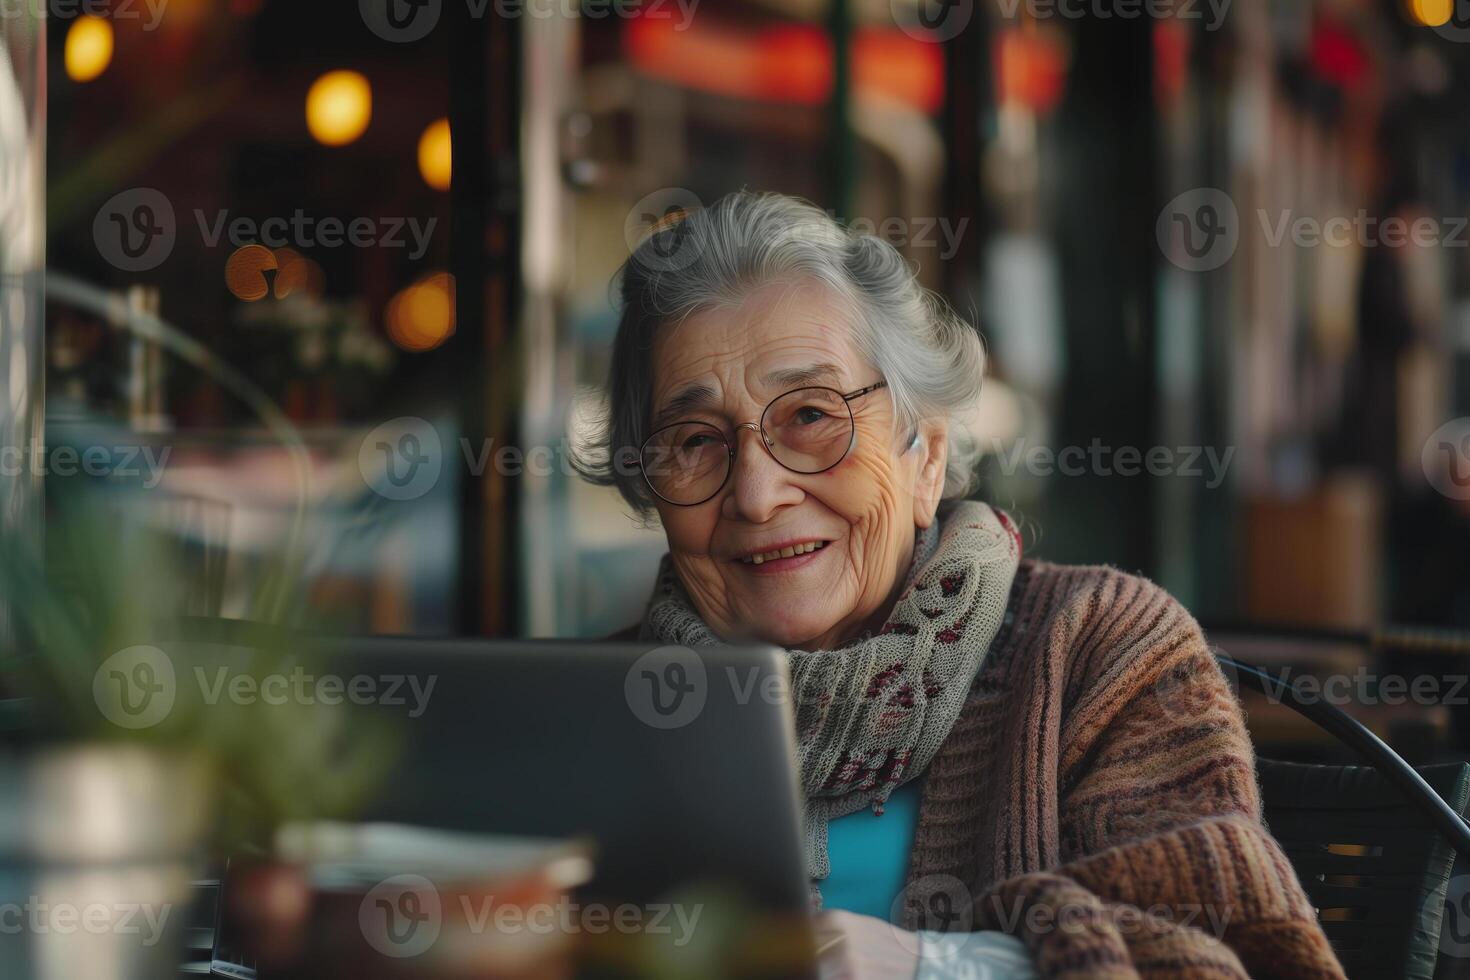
left=739, top=607, right=842, bottom=649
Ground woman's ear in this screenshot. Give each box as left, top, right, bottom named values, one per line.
left=910, top=423, right=948, bottom=529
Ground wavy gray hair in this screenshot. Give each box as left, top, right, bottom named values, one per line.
left=576, top=190, right=987, bottom=515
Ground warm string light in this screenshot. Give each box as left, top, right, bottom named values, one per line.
left=418, top=118, right=451, bottom=191
left=306, top=70, right=372, bottom=146
left=225, top=245, right=325, bottom=302
left=224, top=245, right=277, bottom=302
left=386, top=272, right=455, bottom=351
left=65, top=15, right=114, bottom=83
left=272, top=247, right=325, bottom=299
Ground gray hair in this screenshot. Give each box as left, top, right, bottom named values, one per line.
left=576, top=190, right=987, bottom=515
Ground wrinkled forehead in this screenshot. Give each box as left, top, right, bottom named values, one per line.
left=649, top=281, right=868, bottom=408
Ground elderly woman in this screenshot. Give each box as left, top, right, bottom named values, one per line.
left=581, top=192, right=1343, bottom=979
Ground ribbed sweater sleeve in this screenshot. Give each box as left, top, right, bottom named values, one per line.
left=904, top=561, right=1345, bottom=980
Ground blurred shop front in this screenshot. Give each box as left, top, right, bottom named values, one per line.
left=33, top=0, right=1470, bottom=755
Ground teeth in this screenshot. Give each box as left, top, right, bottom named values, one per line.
left=741, top=541, right=827, bottom=563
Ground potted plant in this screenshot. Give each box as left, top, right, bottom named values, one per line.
left=0, top=473, right=391, bottom=979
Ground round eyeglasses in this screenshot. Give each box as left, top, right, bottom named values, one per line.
left=637, top=381, right=889, bottom=506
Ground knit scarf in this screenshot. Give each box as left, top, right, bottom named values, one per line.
left=637, top=500, right=1021, bottom=881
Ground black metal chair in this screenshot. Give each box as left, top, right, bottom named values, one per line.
left=1221, top=653, right=1470, bottom=980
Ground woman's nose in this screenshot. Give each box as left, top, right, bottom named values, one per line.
left=721, top=425, right=803, bottom=523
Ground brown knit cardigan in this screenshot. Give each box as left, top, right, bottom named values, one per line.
left=619, top=557, right=1346, bottom=978
left=899, top=558, right=1345, bottom=979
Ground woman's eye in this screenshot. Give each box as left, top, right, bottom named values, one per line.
left=794, top=407, right=828, bottom=425
left=681, top=434, right=717, bottom=450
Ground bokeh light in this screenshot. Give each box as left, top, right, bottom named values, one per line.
left=64, top=16, right=114, bottom=84
left=272, top=247, right=325, bottom=299
left=305, top=70, right=372, bottom=146
left=386, top=272, right=455, bottom=351
left=418, top=118, right=451, bottom=192
left=225, top=244, right=278, bottom=302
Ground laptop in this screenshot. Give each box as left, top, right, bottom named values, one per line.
left=170, top=633, right=817, bottom=978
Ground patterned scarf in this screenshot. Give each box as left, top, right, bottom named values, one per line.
left=637, top=500, right=1022, bottom=881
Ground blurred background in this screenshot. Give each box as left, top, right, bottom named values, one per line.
left=10, top=0, right=1470, bottom=755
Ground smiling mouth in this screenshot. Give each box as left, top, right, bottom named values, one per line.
left=737, top=540, right=830, bottom=565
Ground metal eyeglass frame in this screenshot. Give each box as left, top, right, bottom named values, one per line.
left=637, top=380, right=889, bottom=506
